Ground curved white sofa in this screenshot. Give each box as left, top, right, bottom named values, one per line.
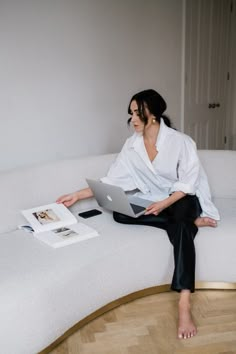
left=0, top=150, right=236, bottom=354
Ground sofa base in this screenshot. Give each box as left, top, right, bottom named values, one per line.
left=39, top=281, right=236, bottom=354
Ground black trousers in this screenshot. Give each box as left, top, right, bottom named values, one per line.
left=113, top=195, right=202, bottom=293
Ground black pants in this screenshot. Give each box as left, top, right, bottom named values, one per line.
left=113, top=195, right=202, bottom=293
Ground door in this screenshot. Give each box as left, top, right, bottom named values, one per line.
left=184, top=0, right=231, bottom=149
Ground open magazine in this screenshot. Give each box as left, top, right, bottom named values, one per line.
left=21, top=203, right=99, bottom=248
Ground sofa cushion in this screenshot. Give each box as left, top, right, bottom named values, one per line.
left=0, top=210, right=172, bottom=353
left=195, top=197, right=236, bottom=281
left=0, top=196, right=235, bottom=353
left=198, top=150, right=236, bottom=198
left=1, top=150, right=236, bottom=234
left=0, top=154, right=116, bottom=233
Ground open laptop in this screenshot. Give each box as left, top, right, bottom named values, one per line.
left=86, top=179, right=152, bottom=218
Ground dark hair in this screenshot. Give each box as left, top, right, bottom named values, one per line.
left=127, top=89, right=172, bottom=127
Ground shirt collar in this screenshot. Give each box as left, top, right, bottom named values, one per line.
left=155, top=118, right=171, bottom=150
left=129, top=118, right=172, bottom=174
left=131, top=118, right=171, bottom=151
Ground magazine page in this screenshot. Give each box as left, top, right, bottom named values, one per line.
left=34, top=222, right=99, bottom=248
left=21, top=203, right=77, bottom=233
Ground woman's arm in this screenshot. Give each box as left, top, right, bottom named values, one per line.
left=56, top=187, right=93, bottom=207
left=145, top=191, right=186, bottom=215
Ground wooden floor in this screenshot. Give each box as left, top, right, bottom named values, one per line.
left=50, top=290, right=236, bottom=354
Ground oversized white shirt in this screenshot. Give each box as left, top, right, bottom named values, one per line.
left=101, top=119, right=220, bottom=220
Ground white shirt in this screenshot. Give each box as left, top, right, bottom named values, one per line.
left=101, top=119, right=220, bottom=220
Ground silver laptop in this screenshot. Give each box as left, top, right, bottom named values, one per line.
left=86, top=179, right=151, bottom=218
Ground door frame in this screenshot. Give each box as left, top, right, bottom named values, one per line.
left=225, top=0, right=236, bottom=149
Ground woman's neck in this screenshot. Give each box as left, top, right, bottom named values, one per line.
left=143, top=122, right=160, bottom=145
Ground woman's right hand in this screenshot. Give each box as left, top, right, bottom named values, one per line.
left=56, top=187, right=93, bottom=208
left=56, top=191, right=80, bottom=207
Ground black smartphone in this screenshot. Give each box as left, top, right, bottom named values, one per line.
left=78, top=209, right=102, bottom=218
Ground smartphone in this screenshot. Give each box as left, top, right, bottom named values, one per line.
left=78, top=209, right=102, bottom=218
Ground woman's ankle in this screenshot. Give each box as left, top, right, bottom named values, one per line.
left=179, top=289, right=191, bottom=306
left=194, top=217, right=217, bottom=228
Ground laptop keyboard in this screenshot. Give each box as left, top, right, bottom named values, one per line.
left=130, top=203, right=146, bottom=214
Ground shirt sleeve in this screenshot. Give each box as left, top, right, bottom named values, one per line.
left=100, top=140, right=137, bottom=191
left=196, top=166, right=220, bottom=220
left=171, top=136, right=200, bottom=195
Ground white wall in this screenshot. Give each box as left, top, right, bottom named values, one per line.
left=0, top=0, right=183, bottom=170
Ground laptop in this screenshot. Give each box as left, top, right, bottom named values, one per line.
left=86, top=179, right=152, bottom=218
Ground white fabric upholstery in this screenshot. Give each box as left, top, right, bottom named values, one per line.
left=198, top=150, right=236, bottom=198
left=0, top=154, right=116, bottom=234
left=0, top=151, right=235, bottom=354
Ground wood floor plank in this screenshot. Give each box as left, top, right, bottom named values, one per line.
left=49, top=290, right=236, bottom=354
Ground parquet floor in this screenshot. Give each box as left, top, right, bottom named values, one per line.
left=50, top=290, right=236, bottom=354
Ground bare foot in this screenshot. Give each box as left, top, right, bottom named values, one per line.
left=194, top=217, right=217, bottom=228
left=178, top=302, right=197, bottom=339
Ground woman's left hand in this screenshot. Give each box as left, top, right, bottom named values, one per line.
left=145, top=200, right=167, bottom=216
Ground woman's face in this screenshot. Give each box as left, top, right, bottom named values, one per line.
left=129, top=100, right=145, bottom=132
left=129, top=100, right=152, bottom=133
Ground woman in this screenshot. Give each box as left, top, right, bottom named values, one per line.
left=57, top=89, right=220, bottom=340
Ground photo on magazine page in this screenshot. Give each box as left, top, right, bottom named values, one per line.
left=21, top=203, right=77, bottom=233
left=33, top=208, right=60, bottom=225
left=53, top=227, right=79, bottom=238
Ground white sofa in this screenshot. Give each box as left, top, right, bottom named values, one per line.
left=0, top=150, right=236, bottom=354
